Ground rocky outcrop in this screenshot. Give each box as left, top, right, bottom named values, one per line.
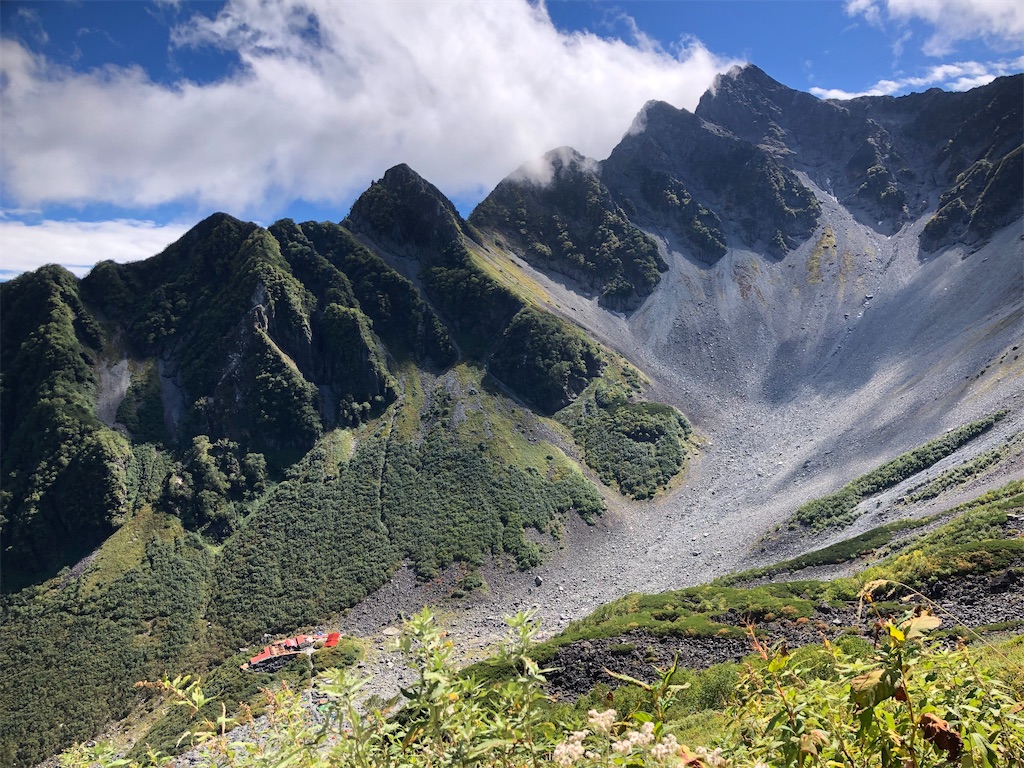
left=345, top=163, right=467, bottom=258
left=604, top=100, right=820, bottom=258
left=695, top=65, right=1023, bottom=244
left=470, top=148, right=667, bottom=310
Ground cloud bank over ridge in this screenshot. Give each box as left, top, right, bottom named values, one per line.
left=0, top=0, right=737, bottom=219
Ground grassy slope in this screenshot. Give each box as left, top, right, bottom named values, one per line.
left=461, top=478, right=1024, bottom=755
left=790, top=411, right=1007, bottom=530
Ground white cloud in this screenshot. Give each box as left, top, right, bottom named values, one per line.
left=846, top=0, right=1024, bottom=56
left=810, top=56, right=1024, bottom=99
left=0, top=219, right=189, bottom=277
left=508, top=146, right=599, bottom=187
left=846, top=0, right=883, bottom=27
left=0, top=0, right=739, bottom=220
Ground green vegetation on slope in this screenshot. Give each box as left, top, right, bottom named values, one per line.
left=849, top=480, right=1024, bottom=594
left=559, top=380, right=693, bottom=499
left=422, top=247, right=524, bottom=355
left=62, top=604, right=1024, bottom=768
left=902, top=431, right=1022, bottom=504
left=921, top=145, right=1024, bottom=250
left=470, top=149, right=667, bottom=310
left=160, top=436, right=268, bottom=542
left=721, top=479, right=1024, bottom=587
left=208, top=430, right=395, bottom=647
left=501, top=480, right=1024, bottom=670
left=792, top=411, right=1005, bottom=530
left=381, top=366, right=602, bottom=580
left=715, top=516, right=934, bottom=587
left=0, top=510, right=212, bottom=768
left=115, top=361, right=167, bottom=445
left=0, top=393, right=606, bottom=766
left=490, top=307, right=605, bottom=414
left=272, top=218, right=456, bottom=367
left=0, top=171, right=694, bottom=766
left=637, top=168, right=727, bottom=261
left=0, top=265, right=134, bottom=584
left=132, top=629, right=361, bottom=760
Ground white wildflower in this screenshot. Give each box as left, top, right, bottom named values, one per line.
left=627, top=721, right=655, bottom=746
left=696, top=746, right=728, bottom=767
left=651, top=733, right=680, bottom=761
left=612, top=739, right=633, bottom=754
left=587, top=708, right=617, bottom=734
left=552, top=740, right=585, bottom=766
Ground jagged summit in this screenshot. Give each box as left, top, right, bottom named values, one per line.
left=506, top=145, right=599, bottom=186
left=346, top=163, right=467, bottom=255
left=693, top=68, right=1024, bottom=242
left=473, top=68, right=1020, bottom=273
left=697, top=64, right=831, bottom=150
left=471, top=143, right=666, bottom=310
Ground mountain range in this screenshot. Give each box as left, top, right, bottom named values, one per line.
left=1, top=65, right=1022, bottom=766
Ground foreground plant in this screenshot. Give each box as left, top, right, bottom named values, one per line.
left=60, top=602, right=1023, bottom=768
left=728, top=582, right=1024, bottom=768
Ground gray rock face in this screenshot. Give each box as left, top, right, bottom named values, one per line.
left=695, top=65, right=1023, bottom=246
left=473, top=65, right=1021, bottom=294
left=602, top=99, right=820, bottom=259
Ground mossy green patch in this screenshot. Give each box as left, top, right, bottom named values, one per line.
left=78, top=506, right=176, bottom=596
left=558, top=379, right=692, bottom=499
left=792, top=411, right=1006, bottom=530
left=806, top=226, right=836, bottom=285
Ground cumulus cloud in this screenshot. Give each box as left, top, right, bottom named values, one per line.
left=0, top=0, right=739, bottom=219
left=0, top=219, right=189, bottom=277
left=846, top=0, right=1024, bottom=56
left=810, top=55, right=1024, bottom=99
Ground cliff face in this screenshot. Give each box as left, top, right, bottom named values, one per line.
left=602, top=99, right=820, bottom=260
left=695, top=65, right=1023, bottom=246
left=472, top=66, right=1021, bottom=296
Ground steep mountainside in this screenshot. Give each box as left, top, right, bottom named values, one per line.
left=1, top=67, right=1021, bottom=766
left=470, top=148, right=668, bottom=310
left=695, top=65, right=1023, bottom=245
left=0, top=166, right=691, bottom=765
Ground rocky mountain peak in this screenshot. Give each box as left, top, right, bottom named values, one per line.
left=697, top=63, right=842, bottom=153
left=345, top=163, right=466, bottom=256
left=504, top=145, right=600, bottom=188
left=471, top=144, right=666, bottom=310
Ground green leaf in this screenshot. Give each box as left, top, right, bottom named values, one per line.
left=969, top=732, right=993, bottom=768
left=604, top=668, right=652, bottom=691
left=851, top=668, right=899, bottom=710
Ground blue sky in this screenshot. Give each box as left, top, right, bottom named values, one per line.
left=2, top=0, right=1022, bottom=278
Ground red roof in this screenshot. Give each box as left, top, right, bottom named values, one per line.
left=247, top=631, right=339, bottom=668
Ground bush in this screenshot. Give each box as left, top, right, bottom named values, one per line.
left=60, top=606, right=1024, bottom=768
left=562, top=381, right=692, bottom=499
